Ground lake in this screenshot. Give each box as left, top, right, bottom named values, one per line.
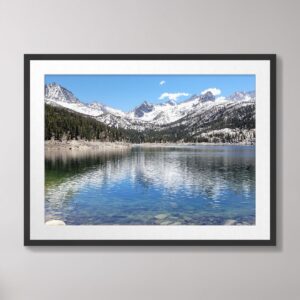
left=45, top=145, right=255, bottom=225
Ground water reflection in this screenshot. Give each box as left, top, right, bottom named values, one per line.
left=45, top=145, right=255, bottom=225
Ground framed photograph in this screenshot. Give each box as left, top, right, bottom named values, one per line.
left=24, top=54, right=276, bottom=246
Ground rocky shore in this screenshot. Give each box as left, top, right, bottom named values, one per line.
left=133, top=142, right=255, bottom=148
left=45, top=140, right=132, bottom=152
left=45, top=140, right=254, bottom=152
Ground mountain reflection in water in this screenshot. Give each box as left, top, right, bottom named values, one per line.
left=45, top=145, right=255, bottom=225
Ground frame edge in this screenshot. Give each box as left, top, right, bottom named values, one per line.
left=24, top=55, right=31, bottom=246
left=24, top=54, right=277, bottom=246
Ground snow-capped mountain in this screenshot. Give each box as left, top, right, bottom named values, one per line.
left=199, top=91, right=215, bottom=102
left=133, top=101, right=155, bottom=117
left=227, top=91, right=256, bottom=101
left=45, top=83, right=80, bottom=103
left=45, top=83, right=126, bottom=119
left=44, top=83, right=255, bottom=139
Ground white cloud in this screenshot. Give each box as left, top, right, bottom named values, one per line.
left=201, top=88, right=221, bottom=96
left=159, top=80, right=166, bottom=86
left=159, top=92, right=189, bottom=101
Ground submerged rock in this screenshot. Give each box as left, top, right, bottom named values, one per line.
left=224, top=219, right=237, bottom=225
left=45, top=220, right=66, bottom=226
left=171, top=222, right=183, bottom=225
left=155, top=214, right=168, bottom=220
left=160, top=220, right=173, bottom=225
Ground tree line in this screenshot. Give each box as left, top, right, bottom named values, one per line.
left=45, top=104, right=125, bottom=141
left=45, top=104, right=255, bottom=144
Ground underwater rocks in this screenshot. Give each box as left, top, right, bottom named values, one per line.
left=45, top=219, right=66, bottom=226
left=152, top=214, right=255, bottom=226
left=155, top=214, right=168, bottom=220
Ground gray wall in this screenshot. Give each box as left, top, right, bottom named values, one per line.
left=0, top=0, right=298, bottom=299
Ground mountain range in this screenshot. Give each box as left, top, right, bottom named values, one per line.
left=45, top=82, right=256, bottom=143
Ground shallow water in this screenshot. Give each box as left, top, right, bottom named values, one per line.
left=45, top=145, right=255, bottom=225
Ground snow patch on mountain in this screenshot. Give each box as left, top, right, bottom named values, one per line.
left=45, top=83, right=79, bottom=103
left=44, top=83, right=255, bottom=132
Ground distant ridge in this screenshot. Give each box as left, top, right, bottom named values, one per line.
left=45, top=83, right=256, bottom=144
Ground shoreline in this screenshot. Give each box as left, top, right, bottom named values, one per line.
left=133, top=142, right=255, bottom=147
left=45, top=140, right=132, bottom=152
left=45, top=140, right=255, bottom=152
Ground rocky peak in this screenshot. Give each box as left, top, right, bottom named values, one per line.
left=45, top=83, right=79, bottom=104
left=134, top=101, right=154, bottom=117
left=199, top=91, right=215, bottom=102
left=166, top=99, right=177, bottom=106
left=88, top=102, right=105, bottom=110
left=227, top=91, right=256, bottom=101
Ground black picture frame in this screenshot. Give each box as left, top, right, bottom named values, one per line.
left=24, top=54, right=276, bottom=246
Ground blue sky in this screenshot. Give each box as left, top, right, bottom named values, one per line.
left=45, top=74, right=255, bottom=112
